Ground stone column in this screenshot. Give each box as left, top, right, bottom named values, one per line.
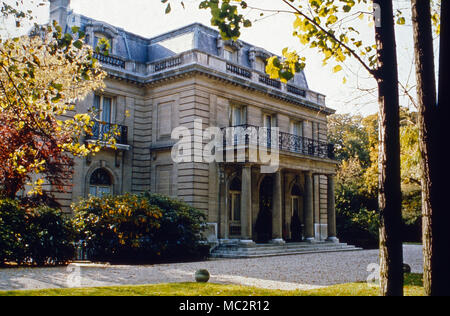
left=240, top=165, right=254, bottom=245
left=271, top=170, right=285, bottom=244
left=304, top=171, right=315, bottom=242
left=326, top=175, right=339, bottom=243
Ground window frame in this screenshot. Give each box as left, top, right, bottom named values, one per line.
left=254, top=57, right=266, bottom=73
left=230, top=104, right=247, bottom=127
left=223, top=46, right=237, bottom=63
left=229, top=191, right=242, bottom=223
left=93, top=33, right=113, bottom=54
left=93, top=94, right=115, bottom=124
left=89, top=168, right=113, bottom=197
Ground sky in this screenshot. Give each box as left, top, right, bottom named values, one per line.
left=1, top=0, right=428, bottom=116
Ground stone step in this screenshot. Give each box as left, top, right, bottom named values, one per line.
left=219, top=243, right=350, bottom=252
left=211, top=246, right=362, bottom=259
left=211, top=242, right=362, bottom=259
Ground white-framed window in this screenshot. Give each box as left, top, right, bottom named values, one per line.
left=92, top=94, right=115, bottom=141
left=93, top=94, right=114, bottom=124
left=290, top=120, right=304, bottom=153
left=224, top=47, right=237, bottom=63
left=312, top=122, right=320, bottom=141
left=263, top=113, right=276, bottom=148
left=291, top=120, right=303, bottom=137
left=230, top=104, right=247, bottom=126
left=263, top=113, right=276, bottom=129
left=89, top=168, right=113, bottom=197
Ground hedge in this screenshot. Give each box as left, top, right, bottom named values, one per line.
left=72, top=193, right=209, bottom=263
left=0, top=199, right=75, bottom=266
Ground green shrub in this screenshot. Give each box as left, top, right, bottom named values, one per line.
left=72, top=194, right=162, bottom=262
left=335, top=175, right=380, bottom=249
left=142, top=193, right=208, bottom=260
left=0, top=198, right=75, bottom=266
left=337, top=207, right=380, bottom=249
left=0, top=199, right=28, bottom=264
left=72, top=193, right=208, bottom=263
left=27, top=206, right=76, bottom=265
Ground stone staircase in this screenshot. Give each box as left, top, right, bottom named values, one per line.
left=211, top=241, right=362, bottom=259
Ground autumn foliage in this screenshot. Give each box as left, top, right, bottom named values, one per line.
left=0, top=25, right=107, bottom=199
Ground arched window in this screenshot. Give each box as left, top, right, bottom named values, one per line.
left=229, top=177, right=242, bottom=223
left=89, top=168, right=113, bottom=197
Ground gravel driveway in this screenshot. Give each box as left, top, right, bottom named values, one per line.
left=0, top=244, right=422, bottom=292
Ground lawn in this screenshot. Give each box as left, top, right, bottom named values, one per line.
left=0, top=274, right=423, bottom=296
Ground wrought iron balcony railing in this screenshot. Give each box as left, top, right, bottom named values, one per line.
left=85, top=121, right=128, bottom=145
left=220, top=124, right=335, bottom=160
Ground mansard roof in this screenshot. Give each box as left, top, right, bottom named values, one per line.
left=69, top=12, right=309, bottom=89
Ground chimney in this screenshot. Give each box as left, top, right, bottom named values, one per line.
left=49, top=0, right=71, bottom=32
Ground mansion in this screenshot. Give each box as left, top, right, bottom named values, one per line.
left=49, top=0, right=340, bottom=248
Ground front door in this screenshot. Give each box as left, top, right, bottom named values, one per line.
left=256, top=176, right=273, bottom=243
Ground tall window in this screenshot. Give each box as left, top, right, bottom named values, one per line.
left=230, top=105, right=246, bottom=146
left=229, top=177, right=242, bottom=224
left=263, top=113, right=276, bottom=148
left=291, top=121, right=303, bottom=137
left=89, top=168, right=113, bottom=197
left=291, top=120, right=304, bottom=152
left=93, top=95, right=114, bottom=140
left=230, top=105, right=246, bottom=126
left=93, top=95, right=114, bottom=124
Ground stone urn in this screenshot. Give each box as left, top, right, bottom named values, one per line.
left=403, top=264, right=412, bottom=274
left=195, top=269, right=210, bottom=283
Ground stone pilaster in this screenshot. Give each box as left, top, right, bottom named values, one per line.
left=304, top=171, right=315, bottom=242
left=326, top=175, right=339, bottom=243
left=271, top=170, right=285, bottom=244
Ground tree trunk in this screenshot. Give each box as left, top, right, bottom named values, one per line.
left=413, top=0, right=450, bottom=297
left=373, top=0, right=404, bottom=296
left=432, top=0, right=450, bottom=296
left=411, top=0, right=438, bottom=297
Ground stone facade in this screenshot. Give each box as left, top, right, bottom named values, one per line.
left=50, top=1, right=338, bottom=245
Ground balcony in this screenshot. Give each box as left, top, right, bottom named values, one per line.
left=220, top=124, right=335, bottom=160
left=85, top=121, right=129, bottom=146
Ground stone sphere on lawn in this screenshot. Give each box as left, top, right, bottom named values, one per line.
left=195, top=269, right=210, bottom=283
left=403, top=264, right=412, bottom=274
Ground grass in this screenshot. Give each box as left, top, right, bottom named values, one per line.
left=0, top=274, right=424, bottom=296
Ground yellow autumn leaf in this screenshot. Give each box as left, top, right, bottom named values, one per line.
left=333, top=65, right=343, bottom=73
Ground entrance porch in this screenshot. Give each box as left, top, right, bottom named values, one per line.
left=217, top=164, right=338, bottom=245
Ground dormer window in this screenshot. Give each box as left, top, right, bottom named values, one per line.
left=255, top=57, right=266, bottom=73
left=93, top=33, right=112, bottom=54
left=249, top=47, right=271, bottom=72
left=218, top=38, right=242, bottom=64
left=224, top=47, right=237, bottom=63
